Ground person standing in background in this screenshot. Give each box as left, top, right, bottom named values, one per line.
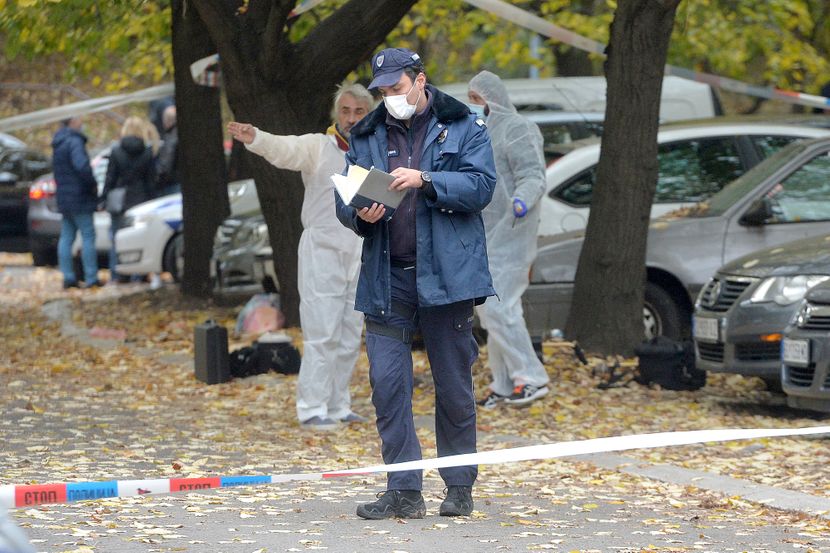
left=227, top=83, right=374, bottom=430
left=52, top=116, right=100, bottom=289
left=468, top=70, right=551, bottom=408
left=101, top=116, right=159, bottom=288
left=156, top=105, right=180, bottom=197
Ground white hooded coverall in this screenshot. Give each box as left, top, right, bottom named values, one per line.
left=468, top=70, right=550, bottom=396
left=246, top=128, right=363, bottom=422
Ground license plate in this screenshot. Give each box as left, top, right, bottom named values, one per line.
left=693, top=316, right=719, bottom=342
left=782, top=338, right=810, bottom=366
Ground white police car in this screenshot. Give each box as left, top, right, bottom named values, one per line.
left=115, top=179, right=258, bottom=281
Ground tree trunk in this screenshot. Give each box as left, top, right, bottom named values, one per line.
left=553, top=47, right=594, bottom=76
left=171, top=0, right=229, bottom=298
left=185, top=0, right=418, bottom=325
left=565, top=0, right=681, bottom=355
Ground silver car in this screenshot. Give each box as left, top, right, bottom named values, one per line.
left=524, top=136, right=830, bottom=345
left=212, top=214, right=277, bottom=298
left=782, top=279, right=830, bottom=411
left=694, top=234, right=830, bottom=389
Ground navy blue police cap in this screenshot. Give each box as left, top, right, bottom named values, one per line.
left=368, top=48, right=422, bottom=90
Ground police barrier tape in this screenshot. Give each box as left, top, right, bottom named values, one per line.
left=3, top=425, right=829, bottom=510
left=463, top=0, right=830, bottom=111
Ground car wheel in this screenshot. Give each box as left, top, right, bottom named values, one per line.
left=644, top=282, right=687, bottom=341
left=30, top=242, right=57, bottom=266
left=163, top=233, right=184, bottom=282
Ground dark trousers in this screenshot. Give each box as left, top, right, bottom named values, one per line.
left=365, top=266, right=479, bottom=491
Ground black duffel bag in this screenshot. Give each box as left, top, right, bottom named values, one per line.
left=634, top=336, right=706, bottom=391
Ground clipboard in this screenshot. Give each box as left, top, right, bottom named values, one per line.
left=331, top=165, right=406, bottom=217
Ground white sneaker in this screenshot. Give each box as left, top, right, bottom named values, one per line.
left=300, top=416, right=339, bottom=430
left=149, top=274, right=162, bottom=290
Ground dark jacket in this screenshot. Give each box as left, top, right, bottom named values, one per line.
left=156, top=126, right=180, bottom=188
left=101, top=136, right=156, bottom=213
left=335, top=84, right=497, bottom=316
left=51, top=126, right=98, bottom=214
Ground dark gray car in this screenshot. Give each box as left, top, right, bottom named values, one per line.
left=523, top=136, right=830, bottom=346
left=782, top=279, right=830, bottom=411
left=694, top=234, right=830, bottom=389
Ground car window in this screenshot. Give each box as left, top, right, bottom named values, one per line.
left=766, top=150, right=830, bottom=223
left=655, top=138, right=743, bottom=202
left=538, top=121, right=604, bottom=165
left=552, top=136, right=743, bottom=207
left=554, top=169, right=595, bottom=206
left=751, top=135, right=799, bottom=158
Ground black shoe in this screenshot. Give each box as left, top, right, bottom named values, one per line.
left=356, top=490, right=426, bottom=520
left=440, top=486, right=473, bottom=517
left=83, top=280, right=104, bottom=289
left=62, top=281, right=80, bottom=289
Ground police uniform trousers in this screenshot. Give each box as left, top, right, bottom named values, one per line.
left=365, top=265, right=479, bottom=491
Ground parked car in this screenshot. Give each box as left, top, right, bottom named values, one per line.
left=523, top=135, right=830, bottom=347
left=524, top=111, right=604, bottom=165
left=782, top=278, right=830, bottom=411
left=114, top=178, right=259, bottom=280
left=212, top=214, right=277, bottom=298
left=27, top=148, right=112, bottom=266
left=538, top=119, right=830, bottom=236
left=694, top=234, right=830, bottom=389
left=440, top=75, right=719, bottom=122
left=0, top=140, right=51, bottom=237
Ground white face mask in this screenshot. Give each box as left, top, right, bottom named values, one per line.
left=384, top=82, right=421, bottom=120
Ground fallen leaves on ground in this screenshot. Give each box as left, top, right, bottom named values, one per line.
left=2, top=258, right=830, bottom=551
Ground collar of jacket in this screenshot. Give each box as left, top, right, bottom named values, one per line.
left=350, top=84, right=470, bottom=138
left=326, top=124, right=350, bottom=151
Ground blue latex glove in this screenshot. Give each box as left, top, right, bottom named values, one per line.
left=512, top=197, right=528, bottom=218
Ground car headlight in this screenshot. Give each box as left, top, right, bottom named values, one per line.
left=749, top=275, right=830, bottom=306
left=122, top=212, right=154, bottom=229
left=230, top=221, right=268, bottom=249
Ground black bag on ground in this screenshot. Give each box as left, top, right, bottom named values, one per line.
left=229, top=346, right=269, bottom=378
left=254, top=333, right=301, bottom=375
left=229, top=333, right=301, bottom=378
left=634, top=336, right=706, bottom=391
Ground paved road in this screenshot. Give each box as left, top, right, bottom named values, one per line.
left=3, top=263, right=830, bottom=552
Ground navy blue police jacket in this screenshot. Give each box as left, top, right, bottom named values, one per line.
left=335, top=84, right=497, bottom=317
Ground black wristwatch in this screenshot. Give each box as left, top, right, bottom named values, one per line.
left=420, top=171, right=432, bottom=186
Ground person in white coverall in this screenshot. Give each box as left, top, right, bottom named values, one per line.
left=227, top=83, right=374, bottom=429
left=467, top=70, right=551, bottom=408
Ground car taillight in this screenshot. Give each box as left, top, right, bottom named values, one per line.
left=29, top=177, right=56, bottom=200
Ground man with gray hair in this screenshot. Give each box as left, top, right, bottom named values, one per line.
left=227, top=83, right=374, bottom=429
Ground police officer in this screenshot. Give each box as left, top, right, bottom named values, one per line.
left=335, top=48, right=497, bottom=519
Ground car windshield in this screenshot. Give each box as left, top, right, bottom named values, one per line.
left=684, top=140, right=806, bottom=218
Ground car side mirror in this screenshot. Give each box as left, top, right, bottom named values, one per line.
left=739, top=197, right=772, bottom=226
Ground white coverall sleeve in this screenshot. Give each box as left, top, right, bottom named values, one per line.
left=245, top=128, right=324, bottom=176
left=504, top=122, right=546, bottom=209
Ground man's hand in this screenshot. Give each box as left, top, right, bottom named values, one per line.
left=389, top=167, right=424, bottom=192
left=357, top=202, right=386, bottom=223
left=227, top=122, right=256, bottom=144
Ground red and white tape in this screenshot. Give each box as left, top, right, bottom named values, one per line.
left=3, top=425, right=829, bottom=510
